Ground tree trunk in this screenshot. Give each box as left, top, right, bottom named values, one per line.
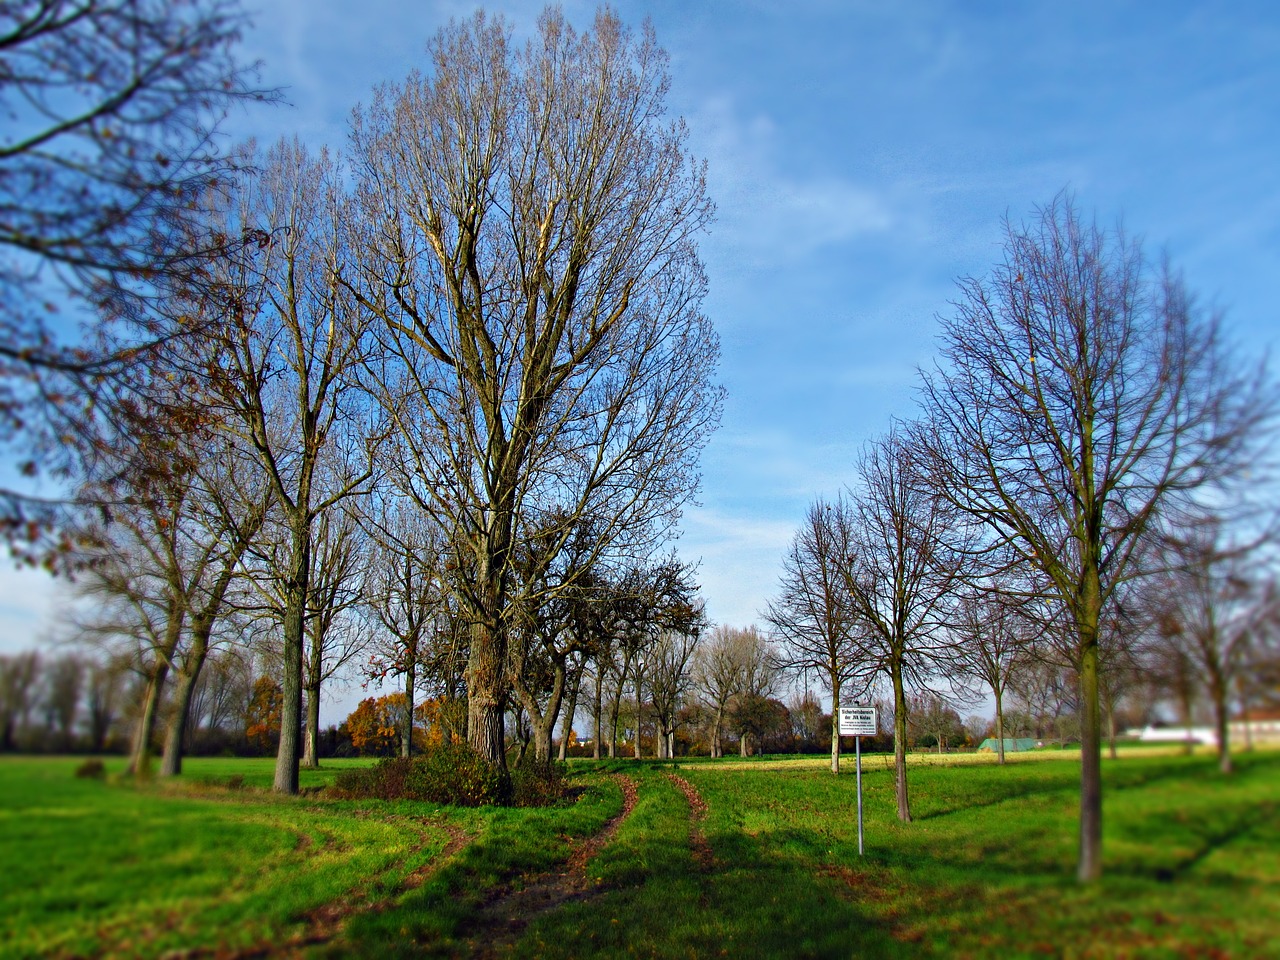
left=891, top=660, right=912, bottom=823
left=608, top=665, right=628, bottom=758
left=273, top=527, right=310, bottom=795
left=1107, top=702, right=1118, bottom=761
left=995, top=692, right=1006, bottom=766
left=128, top=663, right=169, bottom=777
left=466, top=617, right=508, bottom=771
left=608, top=682, right=620, bottom=758
left=633, top=671, right=643, bottom=759
left=303, top=616, right=325, bottom=769
left=160, top=608, right=221, bottom=777
left=401, top=658, right=416, bottom=759
left=592, top=671, right=603, bottom=760
left=558, top=665, right=582, bottom=762
left=512, top=658, right=565, bottom=764
left=1076, top=595, right=1103, bottom=883
left=302, top=681, right=322, bottom=768
left=160, top=660, right=202, bottom=777
left=128, top=607, right=185, bottom=776
left=829, top=680, right=841, bottom=775
left=1211, top=672, right=1232, bottom=774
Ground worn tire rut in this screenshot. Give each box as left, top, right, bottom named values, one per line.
left=459, top=773, right=640, bottom=959
left=665, top=772, right=715, bottom=873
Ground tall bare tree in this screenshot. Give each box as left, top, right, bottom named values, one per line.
left=348, top=8, right=721, bottom=767
left=917, top=194, right=1274, bottom=880
left=361, top=495, right=453, bottom=759
left=724, top=626, right=779, bottom=758
left=765, top=497, right=863, bottom=773
left=157, top=449, right=271, bottom=776
left=196, top=140, right=376, bottom=793
left=648, top=613, right=706, bottom=759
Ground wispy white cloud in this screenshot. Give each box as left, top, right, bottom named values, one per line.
left=677, top=506, right=796, bottom=629
left=689, top=96, right=896, bottom=266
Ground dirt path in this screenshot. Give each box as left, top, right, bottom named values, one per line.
left=458, top=773, right=640, bottom=959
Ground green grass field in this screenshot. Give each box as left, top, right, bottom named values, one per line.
left=2, top=749, right=1276, bottom=958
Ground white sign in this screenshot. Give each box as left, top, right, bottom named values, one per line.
left=838, top=705, right=877, bottom=737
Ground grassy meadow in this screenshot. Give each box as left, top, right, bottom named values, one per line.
left=1, top=748, right=1277, bottom=958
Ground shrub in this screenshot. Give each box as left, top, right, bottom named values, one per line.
left=509, top=759, right=571, bottom=808
left=408, top=743, right=505, bottom=806
left=329, top=745, right=572, bottom=807
left=331, top=744, right=506, bottom=807
left=74, top=759, right=106, bottom=779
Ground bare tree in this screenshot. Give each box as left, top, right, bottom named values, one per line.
left=1147, top=517, right=1275, bottom=773
left=195, top=140, right=376, bottom=793
left=85, top=651, right=130, bottom=752
left=950, top=583, right=1036, bottom=764
left=0, top=652, right=42, bottom=750
left=648, top=618, right=705, bottom=759
left=42, top=652, right=84, bottom=749
left=361, top=495, right=452, bottom=759
left=73, top=467, right=196, bottom=774
left=347, top=8, right=721, bottom=767
left=297, top=506, right=370, bottom=767
left=691, top=625, right=752, bottom=758
left=917, top=194, right=1274, bottom=880
left=907, top=689, right=965, bottom=753
left=157, top=460, right=270, bottom=777
left=0, top=0, right=272, bottom=562
left=765, top=497, right=863, bottom=773
left=705, top=625, right=776, bottom=758
left=841, top=429, right=965, bottom=822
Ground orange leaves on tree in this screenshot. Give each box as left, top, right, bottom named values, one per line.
left=244, top=676, right=283, bottom=752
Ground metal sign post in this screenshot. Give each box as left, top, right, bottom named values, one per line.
left=838, top=705, right=878, bottom=857
left=855, top=731, right=864, bottom=856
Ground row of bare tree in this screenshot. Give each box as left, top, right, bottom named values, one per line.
left=764, top=195, right=1279, bottom=883
left=0, top=647, right=261, bottom=757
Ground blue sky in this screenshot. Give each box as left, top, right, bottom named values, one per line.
left=3, top=1, right=1278, bottom=717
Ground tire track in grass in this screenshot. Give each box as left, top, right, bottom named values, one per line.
left=459, top=773, right=639, bottom=959
left=666, top=772, right=715, bottom=873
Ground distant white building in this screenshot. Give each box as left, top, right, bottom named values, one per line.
left=1131, top=725, right=1217, bottom=746
left=1128, top=712, right=1280, bottom=748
